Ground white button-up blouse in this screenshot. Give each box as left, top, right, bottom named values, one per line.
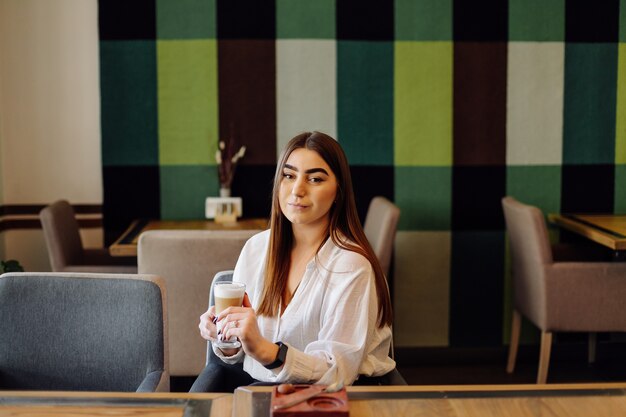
left=214, top=229, right=396, bottom=385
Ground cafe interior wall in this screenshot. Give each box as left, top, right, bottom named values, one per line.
left=2, top=0, right=622, bottom=350
left=98, top=0, right=626, bottom=349
left=0, top=0, right=104, bottom=272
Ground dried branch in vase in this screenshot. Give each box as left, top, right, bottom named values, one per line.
left=215, top=137, right=246, bottom=189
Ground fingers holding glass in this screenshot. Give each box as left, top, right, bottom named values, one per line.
left=212, top=282, right=246, bottom=349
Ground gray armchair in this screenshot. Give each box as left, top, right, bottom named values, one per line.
left=0, top=272, right=169, bottom=391
left=40, top=200, right=137, bottom=273
left=137, top=229, right=257, bottom=377
left=502, top=197, right=626, bottom=383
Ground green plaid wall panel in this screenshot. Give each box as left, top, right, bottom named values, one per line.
left=508, top=0, right=564, bottom=41
left=395, top=42, right=453, bottom=167
left=615, top=165, right=626, bottom=212
left=395, top=231, right=450, bottom=347
left=396, top=167, right=451, bottom=231
left=563, top=43, right=618, bottom=164
left=453, top=0, right=507, bottom=42
left=156, top=0, right=216, bottom=39
left=615, top=44, right=626, bottom=164
left=453, top=166, right=506, bottom=231
left=157, top=40, right=218, bottom=165
left=561, top=165, right=615, bottom=213
left=565, top=0, right=619, bottom=43
left=217, top=0, right=275, bottom=39
left=276, top=40, right=337, bottom=156
left=99, top=0, right=626, bottom=348
left=395, top=0, right=452, bottom=41
left=337, top=41, right=394, bottom=166
left=506, top=166, right=562, bottom=215
left=337, top=0, right=393, bottom=41
left=99, top=0, right=155, bottom=40
left=506, top=43, right=564, bottom=165
left=276, top=0, right=335, bottom=39
left=454, top=42, right=507, bottom=166
left=622, top=0, right=626, bottom=41
left=450, top=231, right=505, bottom=346
left=160, top=165, right=217, bottom=219
left=100, top=41, right=158, bottom=166
left=218, top=40, right=276, bottom=165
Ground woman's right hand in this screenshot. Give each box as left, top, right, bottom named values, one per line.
left=198, top=306, right=218, bottom=342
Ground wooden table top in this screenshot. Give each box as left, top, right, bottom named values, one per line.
left=234, top=383, right=626, bottom=417
left=0, top=391, right=231, bottom=417
left=109, top=218, right=269, bottom=257
left=548, top=214, right=626, bottom=251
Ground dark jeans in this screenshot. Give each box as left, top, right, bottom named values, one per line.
left=189, top=359, right=399, bottom=392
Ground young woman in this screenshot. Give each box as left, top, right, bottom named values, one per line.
left=196, top=131, right=395, bottom=391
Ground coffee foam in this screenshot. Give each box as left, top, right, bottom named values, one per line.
left=214, top=283, right=245, bottom=298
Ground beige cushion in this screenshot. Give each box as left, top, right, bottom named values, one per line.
left=364, top=196, right=400, bottom=276
left=137, top=229, right=258, bottom=376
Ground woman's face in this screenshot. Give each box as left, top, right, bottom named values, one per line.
left=279, top=148, right=338, bottom=229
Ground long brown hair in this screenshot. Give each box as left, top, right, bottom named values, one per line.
left=257, top=131, right=393, bottom=327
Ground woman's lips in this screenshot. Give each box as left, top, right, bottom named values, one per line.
left=289, top=202, right=308, bottom=209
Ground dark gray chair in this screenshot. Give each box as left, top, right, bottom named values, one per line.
left=0, top=272, right=169, bottom=391
left=502, top=196, right=626, bottom=383
left=40, top=200, right=137, bottom=273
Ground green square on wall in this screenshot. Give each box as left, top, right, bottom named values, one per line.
left=395, top=0, right=452, bottom=41
left=395, top=166, right=451, bottom=231
left=395, top=41, right=453, bottom=166
left=509, top=0, right=564, bottom=41
left=157, top=40, right=218, bottom=165
left=156, top=0, right=216, bottom=39
left=563, top=43, right=618, bottom=165
left=100, top=41, right=158, bottom=167
left=506, top=166, right=561, bottom=216
left=276, top=0, right=335, bottom=39
left=337, top=41, right=394, bottom=166
left=160, top=165, right=218, bottom=219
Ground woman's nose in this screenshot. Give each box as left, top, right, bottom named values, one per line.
left=291, top=178, right=305, bottom=196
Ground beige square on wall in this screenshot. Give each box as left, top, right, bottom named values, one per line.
left=393, top=231, right=451, bottom=347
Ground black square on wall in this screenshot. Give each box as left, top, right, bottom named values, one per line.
left=453, top=0, right=508, bottom=42
left=452, top=166, right=506, bottom=231
left=103, top=166, right=160, bottom=245
left=350, top=166, right=395, bottom=225
left=561, top=164, right=614, bottom=213
left=566, top=0, right=620, bottom=43
left=336, top=0, right=394, bottom=41
left=217, top=0, right=276, bottom=39
left=99, top=0, right=156, bottom=40
left=231, top=165, right=275, bottom=219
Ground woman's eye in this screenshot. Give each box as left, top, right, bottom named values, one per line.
left=309, top=177, right=323, bottom=184
left=282, top=172, right=294, bottom=180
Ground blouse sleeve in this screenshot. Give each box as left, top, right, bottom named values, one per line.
left=272, top=258, right=378, bottom=385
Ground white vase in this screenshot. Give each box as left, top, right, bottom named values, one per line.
left=219, top=187, right=231, bottom=198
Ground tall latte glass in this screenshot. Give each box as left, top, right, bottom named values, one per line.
left=213, top=281, right=246, bottom=349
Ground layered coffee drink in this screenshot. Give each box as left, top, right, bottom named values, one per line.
left=214, top=282, right=246, bottom=314
left=213, top=281, right=246, bottom=349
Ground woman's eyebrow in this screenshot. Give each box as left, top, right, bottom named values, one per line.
left=284, top=164, right=329, bottom=176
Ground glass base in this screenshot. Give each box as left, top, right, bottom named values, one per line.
left=213, top=339, right=241, bottom=349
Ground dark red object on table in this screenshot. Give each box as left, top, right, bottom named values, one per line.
left=270, top=384, right=349, bottom=417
